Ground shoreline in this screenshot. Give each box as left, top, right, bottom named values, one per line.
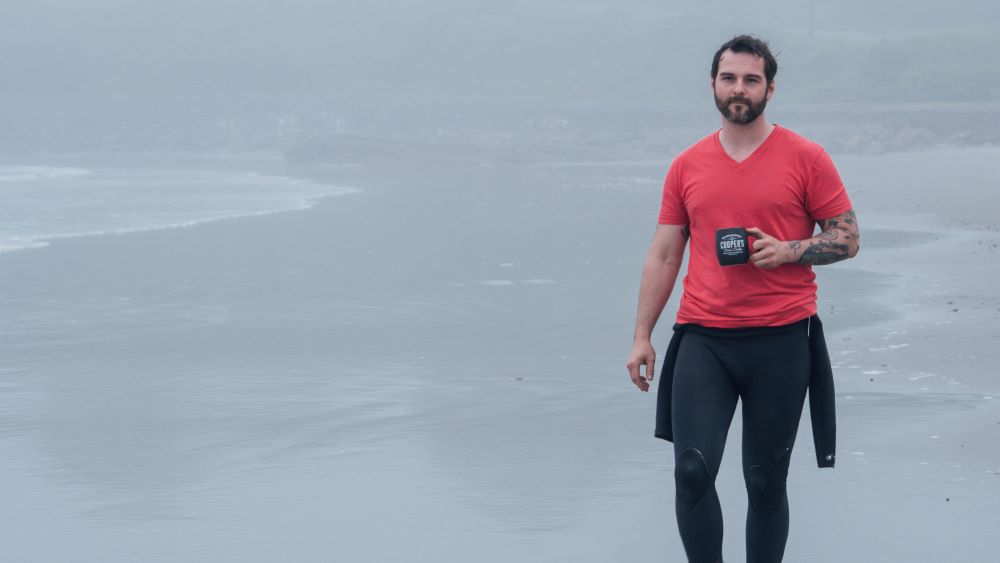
left=0, top=157, right=361, bottom=257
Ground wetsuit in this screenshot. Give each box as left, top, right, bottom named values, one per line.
left=671, top=320, right=810, bottom=563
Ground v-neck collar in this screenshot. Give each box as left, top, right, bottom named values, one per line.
left=714, top=124, right=781, bottom=167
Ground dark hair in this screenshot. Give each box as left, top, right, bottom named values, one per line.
left=711, top=35, right=778, bottom=86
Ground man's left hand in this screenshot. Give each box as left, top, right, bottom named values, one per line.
left=746, top=227, right=797, bottom=270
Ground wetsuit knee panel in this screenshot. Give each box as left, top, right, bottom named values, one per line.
left=746, top=464, right=785, bottom=520
left=675, top=447, right=713, bottom=510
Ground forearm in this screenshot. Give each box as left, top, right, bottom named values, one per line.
left=788, top=209, right=860, bottom=266
left=633, top=253, right=683, bottom=341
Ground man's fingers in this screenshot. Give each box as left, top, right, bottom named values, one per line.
left=746, top=226, right=765, bottom=238
left=628, top=345, right=657, bottom=391
left=749, top=248, right=775, bottom=269
left=627, top=361, right=640, bottom=383
left=627, top=357, right=652, bottom=391
left=751, top=255, right=778, bottom=270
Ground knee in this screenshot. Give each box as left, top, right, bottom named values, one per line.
left=746, top=464, right=786, bottom=521
left=675, top=447, right=713, bottom=510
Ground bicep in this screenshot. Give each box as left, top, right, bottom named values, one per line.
left=817, top=208, right=860, bottom=236
left=649, top=224, right=689, bottom=261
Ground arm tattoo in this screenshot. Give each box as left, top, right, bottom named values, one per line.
left=799, top=242, right=851, bottom=265
left=795, top=209, right=860, bottom=266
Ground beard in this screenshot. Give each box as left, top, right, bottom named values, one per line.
left=714, top=93, right=767, bottom=125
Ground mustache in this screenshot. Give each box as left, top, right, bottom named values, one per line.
left=727, top=97, right=753, bottom=105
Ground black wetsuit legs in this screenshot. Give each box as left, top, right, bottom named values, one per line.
left=671, top=322, right=811, bottom=563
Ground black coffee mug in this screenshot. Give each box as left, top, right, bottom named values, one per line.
left=716, top=227, right=749, bottom=266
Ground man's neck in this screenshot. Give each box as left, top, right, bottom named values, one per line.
left=719, top=116, right=775, bottom=155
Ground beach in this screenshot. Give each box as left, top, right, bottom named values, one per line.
left=0, top=142, right=998, bottom=562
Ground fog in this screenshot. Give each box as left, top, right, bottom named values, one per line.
left=1, top=0, right=998, bottom=152
left=2, top=3, right=1000, bottom=562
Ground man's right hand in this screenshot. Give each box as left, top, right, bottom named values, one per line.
left=626, top=340, right=657, bottom=392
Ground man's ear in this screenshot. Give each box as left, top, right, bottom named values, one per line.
left=766, top=80, right=776, bottom=100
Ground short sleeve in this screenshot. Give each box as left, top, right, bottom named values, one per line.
left=658, top=160, right=689, bottom=225
left=806, top=150, right=853, bottom=220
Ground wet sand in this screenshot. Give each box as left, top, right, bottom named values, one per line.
left=0, top=145, right=998, bottom=561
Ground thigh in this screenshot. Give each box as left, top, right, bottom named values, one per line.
left=672, top=333, right=740, bottom=475
left=739, top=330, right=811, bottom=474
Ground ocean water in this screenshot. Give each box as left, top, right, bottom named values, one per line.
left=0, top=164, right=358, bottom=253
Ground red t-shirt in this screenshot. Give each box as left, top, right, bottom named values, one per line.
left=658, top=124, right=853, bottom=328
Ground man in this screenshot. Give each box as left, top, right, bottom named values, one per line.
left=625, top=35, right=859, bottom=563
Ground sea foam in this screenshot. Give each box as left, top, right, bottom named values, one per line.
left=0, top=165, right=358, bottom=254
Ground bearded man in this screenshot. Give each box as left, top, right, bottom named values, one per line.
left=626, top=35, right=860, bottom=563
